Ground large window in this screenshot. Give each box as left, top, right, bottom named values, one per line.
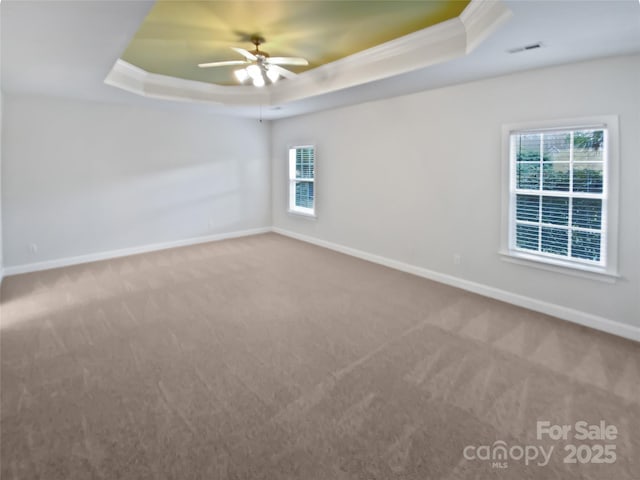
left=288, top=145, right=315, bottom=216
left=502, top=117, right=619, bottom=278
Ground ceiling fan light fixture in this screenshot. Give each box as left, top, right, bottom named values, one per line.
left=267, top=69, right=280, bottom=83
left=247, top=64, right=261, bottom=80
left=199, top=36, right=305, bottom=88
left=234, top=68, right=249, bottom=83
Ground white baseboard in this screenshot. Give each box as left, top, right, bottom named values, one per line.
left=2, top=227, right=271, bottom=277
left=272, top=227, right=640, bottom=343
left=3, top=224, right=638, bottom=342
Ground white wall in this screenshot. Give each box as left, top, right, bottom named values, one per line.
left=271, top=55, right=640, bottom=331
left=0, top=92, right=4, bottom=277
left=2, top=94, right=270, bottom=267
left=0, top=11, right=4, bottom=279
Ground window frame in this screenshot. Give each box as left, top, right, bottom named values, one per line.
left=288, top=145, right=317, bottom=218
left=500, top=116, right=620, bottom=282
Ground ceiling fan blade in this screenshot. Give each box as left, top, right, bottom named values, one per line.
left=267, top=57, right=309, bottom=66
left=198, top=60, right=248, bottom=68
left=231, top=47, right=257, bottom=61
left=268, top=65, right=298, bottom=80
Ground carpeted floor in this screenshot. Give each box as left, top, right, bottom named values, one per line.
left=1, top=233, right=638, bottom=479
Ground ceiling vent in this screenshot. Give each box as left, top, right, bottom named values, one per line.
left=507, top=42, right=543, bottom=54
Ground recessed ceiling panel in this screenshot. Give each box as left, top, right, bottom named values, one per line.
left=121, top=0, right=470, bottom=86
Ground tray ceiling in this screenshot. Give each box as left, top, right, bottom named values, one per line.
left=121, top=0, right=470, bottom=86
left=106, top=0, right=513, bottom=109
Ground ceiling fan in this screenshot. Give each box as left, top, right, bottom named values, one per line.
left=198, top=35, right=309, bottom=87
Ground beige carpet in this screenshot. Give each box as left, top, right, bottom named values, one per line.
left=1, top=233, right=638, bottom=479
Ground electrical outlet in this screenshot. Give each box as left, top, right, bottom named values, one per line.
left=29, top=243, right=38, bottom=255
left=453, top=254, right=461, bottom=265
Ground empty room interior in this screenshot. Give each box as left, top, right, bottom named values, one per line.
left=1, top=0, right=639, bottom=479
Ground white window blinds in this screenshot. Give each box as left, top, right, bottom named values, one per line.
left=289, top=146, right=315, bottom=216
left=510, top=128, right=607, bottom=266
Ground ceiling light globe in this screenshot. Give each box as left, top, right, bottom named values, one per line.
left=267, top=69, right=280, bottom=83
left=253, top=76, right=265, bottom=87
left=247, top=64, right=261, bottom=79
left=234, top=69, right=249, bottom=83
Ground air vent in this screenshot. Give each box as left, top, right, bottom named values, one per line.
left=508, top=42, right=543, bottom=54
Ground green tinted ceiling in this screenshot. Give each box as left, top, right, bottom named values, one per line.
left=121, top=0, right=470, bottom=86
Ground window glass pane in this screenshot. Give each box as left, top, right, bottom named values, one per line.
left=574, top=130, right=604, bottom=162
left=541, top=196, right=569, bottom=225
left=543, top=132, right=570, bottom=162
left=516, top=134, right=541, bottom=161
left=572, top=198, right=602, bottom=230
left=295, top=148, right=314, bottom=179
left=517, top=163, right=540, bottom=189
left=516, top=195, right=539, bottom=222
left=510, top=126, right=607, bottom=266
left=572, top=231, right=601, bottom=261
left=298, top=162, right=314, bottom=179
left=516, top=224, right=539, bottom=251
left=541, top=227, right=568, bottom=256
left=573, top=163, right=603, bottom=193
left=542, top=163, right=570, bottom=191
left=295, top=181, right=314, bottom=209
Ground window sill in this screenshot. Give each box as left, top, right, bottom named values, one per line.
left=287, top=209, right=317, bottom=219
left=498, top=250, right=619, bottom=284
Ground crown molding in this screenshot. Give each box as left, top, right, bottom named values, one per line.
left=461, top=0, right=513, bottom=53
left=104, top=59, right=269, bottom=105
left=104, top=0, right=511, bottom=109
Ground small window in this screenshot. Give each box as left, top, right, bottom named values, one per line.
left=502, top=117, right=619, bottom=278
left=288, top=145, right=315, bottom=217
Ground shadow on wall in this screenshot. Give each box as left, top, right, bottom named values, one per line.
left=2, top=93, right=270, bottom=268
left=4, top=155, right=268, bottom=267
